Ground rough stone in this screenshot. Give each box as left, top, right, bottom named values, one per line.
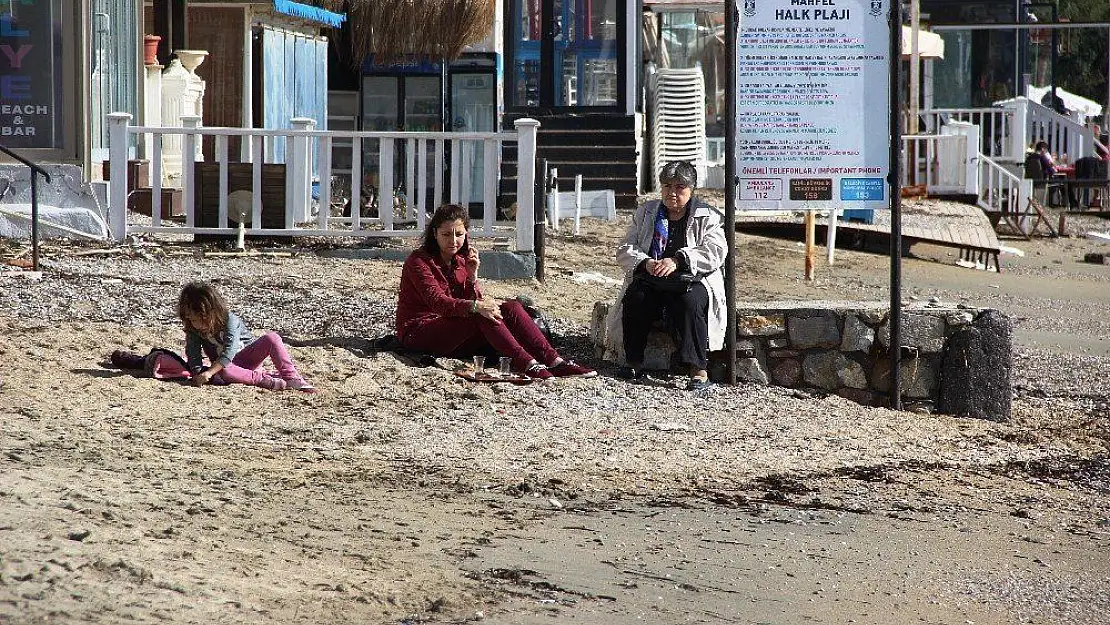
left=877, top=312, right=946, bottom=353
left=835, top=354, right=869, bottom=389
left=944, top=311, right=975, bottom=329
left=771, top=359, right=801, bottom=386
left=788, top=313, right=841, bottom=349
left=735, top=358, right=769, bottom=385
left=938, top=309, right=1012, bottom=421
left=768, top=350, right=800, bottom=358
left=902, top=357, right=937, bottom=399
left=802, top=352, right=842, bottom=390
left=840, top=314, right=875, bottom=352
left=737, top=314, right=786, bottom=336
left=591, top=302, right=611, bottom=359
left=767, top=338, right=791, bottom=349
left=858, top=309, right=887, bottom=324
left=736, top=339, right=758, bottom=359
left=871, top=355, right=936, bottom=398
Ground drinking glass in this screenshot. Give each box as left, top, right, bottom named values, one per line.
left=498, top=356, right=513, bottom=378
left=472, top=355, right=486, bottom=372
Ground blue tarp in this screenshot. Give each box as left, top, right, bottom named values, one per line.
left=272, top=0, right=346, bottom=28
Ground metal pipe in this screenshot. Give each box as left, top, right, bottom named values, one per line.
left=889, top=0, right=904, bottom=411
left=724, top=0, right=738, bottom=386
left=31, top=173, right=39, bottom=271
left=533, top=158, right=547, bottom=282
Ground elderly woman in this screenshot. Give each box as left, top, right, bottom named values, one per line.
left=606, top=161, right=727, bottom=390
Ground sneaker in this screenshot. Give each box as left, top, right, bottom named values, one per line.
left=686, top=375, right=713, bottom=392
left=549, top=360, right=597, bottom=378
left=616, top=365, right=644, bottom=380
left=283, top=375, right=318, bottom=394
left=259, top=375, right=287, bottom=391
left=524, top=363, right=553, bottom=380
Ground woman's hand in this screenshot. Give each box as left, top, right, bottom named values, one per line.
left=646, top=257, right=678, bottom=277
left=465, top=246, right=480, bottom=278
left=474, top=297, right=503, bottom=323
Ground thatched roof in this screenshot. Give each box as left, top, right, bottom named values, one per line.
left=321, top=0, right=495, bottom=66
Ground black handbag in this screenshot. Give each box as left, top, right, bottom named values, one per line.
left=635, top=270, right=702, bottom=293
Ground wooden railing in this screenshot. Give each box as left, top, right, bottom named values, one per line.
left=106, top=113, right=540, bottom=252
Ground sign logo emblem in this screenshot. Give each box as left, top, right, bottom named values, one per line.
left=744, top=0, right=756, bottom=18
left=869, top=1, right=883, bottom=16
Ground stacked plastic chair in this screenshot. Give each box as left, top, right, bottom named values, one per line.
left=650, top=68, right=706, bottom=190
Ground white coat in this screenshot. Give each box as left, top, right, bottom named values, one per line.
left=604, top=198, right=729, bottom=362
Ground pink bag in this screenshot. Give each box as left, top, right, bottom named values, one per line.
left=143, top=349, right=193, bottom=380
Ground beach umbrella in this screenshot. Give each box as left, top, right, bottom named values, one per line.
left=322, top=0, right=495, bottom=65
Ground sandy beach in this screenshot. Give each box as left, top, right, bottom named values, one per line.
left=1, top=199, right=1108, bottom=624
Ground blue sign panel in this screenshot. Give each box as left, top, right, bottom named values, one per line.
left=840, top=178, right=885, bottom=202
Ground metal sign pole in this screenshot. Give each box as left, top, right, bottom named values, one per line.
left=889, top=1, right=904, bottom=411
left=725, top=0, right=739, bottom=385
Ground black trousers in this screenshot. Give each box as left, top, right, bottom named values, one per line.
left=621, top=278, right=710, bottom=370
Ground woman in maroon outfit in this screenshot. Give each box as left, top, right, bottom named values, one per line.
left=396, top=204, right=596, bottom=380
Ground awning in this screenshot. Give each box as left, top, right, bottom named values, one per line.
left=901, top=26, right=944, bottom=60
left=272, top=0, right=346, bottom=28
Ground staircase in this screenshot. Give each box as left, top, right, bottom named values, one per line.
left=500, top=112, right=641, bottom=212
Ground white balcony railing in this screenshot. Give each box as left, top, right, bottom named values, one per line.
left=106, top=114, right=539, bottom=252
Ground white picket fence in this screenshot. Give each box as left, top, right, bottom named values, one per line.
left=901, top=133, right=971, bottom=194
left=920, top=98, right=1097, bottom=165
left=106, top=113, right=539, bottom=252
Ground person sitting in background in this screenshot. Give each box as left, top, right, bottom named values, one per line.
left=395, top=203, right=595, bottom=380
left=607, top=161, right=727, bottom=391
left=1034, top=141, right=1058, bottom=177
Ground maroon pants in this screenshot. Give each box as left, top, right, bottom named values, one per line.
left=401, top=300, right=559, bottom=371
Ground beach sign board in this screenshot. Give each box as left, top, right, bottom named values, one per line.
left=735, top=0, right=891, bottom=210
left=0, top=0, right=63, bottom=149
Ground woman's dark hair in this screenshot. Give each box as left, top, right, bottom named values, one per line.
left=659, top=160, right=698, bottom=189
left=1035, top=141, right=1049, bottom=152
left=177, top=281, right=229, bottom=333
left=421, top=203, right=470, bottom=256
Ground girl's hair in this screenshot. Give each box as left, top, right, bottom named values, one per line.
left=420, top=203, right=469, bottom=256
left=177, top=281, right=229, bottom=333
left=1035, top=140, right=1049, bottom=152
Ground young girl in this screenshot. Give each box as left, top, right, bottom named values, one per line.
left=395, top=203, right=595, bottom=380
left=178, top=281, right=316, bottom=392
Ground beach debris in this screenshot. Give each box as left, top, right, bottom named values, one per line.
left=1083, top=253, right=1107, bottom=265
left=955, top=258, right=998, bottom=272
left=650, top=422, right=692, bottom=433
left=1085, top=231, right=1110, bottom=243
left=997, top=245, right=1025, bottom=257
left=548, top=497, right=563, bottom=509
left=570, top=271, right=621, bottom=287
left=67, top=529, right=91, bottom=542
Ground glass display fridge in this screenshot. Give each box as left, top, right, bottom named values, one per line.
left=449, top=67, right=496, bottom=207
left=361, top=61, right=443, bottom=217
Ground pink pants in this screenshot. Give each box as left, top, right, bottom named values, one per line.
left=208, top=331, right=302, bottom=386
left=401, top=300, right=559, bottom=371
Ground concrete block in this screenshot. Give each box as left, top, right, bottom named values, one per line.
left=938, top=309, right=1012, bottom=421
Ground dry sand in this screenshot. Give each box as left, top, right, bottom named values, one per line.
left=1, top=199, right=1109, bottom=624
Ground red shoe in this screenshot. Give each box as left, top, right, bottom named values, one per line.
left=549, top=360, right=597, bottom=378
left=524, top=363, right=553, bottom=380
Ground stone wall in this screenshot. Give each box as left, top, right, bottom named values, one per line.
left=590, top=300, right=1012, bottom=421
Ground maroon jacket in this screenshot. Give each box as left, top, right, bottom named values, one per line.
left=396, top=248, right=482, bottom=340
